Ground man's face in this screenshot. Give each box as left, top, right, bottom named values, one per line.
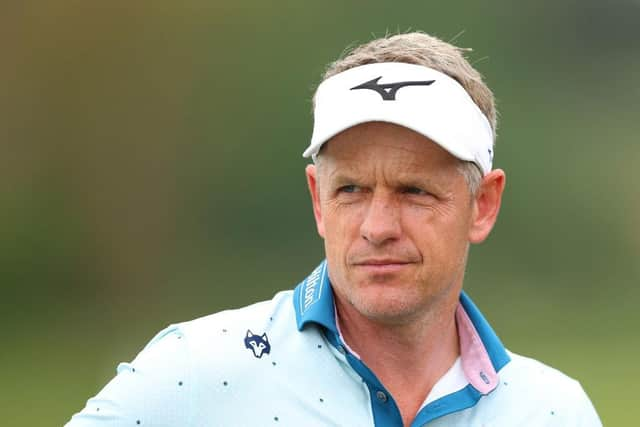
left=306, top=122, right=494, bottom=325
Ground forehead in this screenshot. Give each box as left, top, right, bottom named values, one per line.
left=320, top=122, right=461, bottom=178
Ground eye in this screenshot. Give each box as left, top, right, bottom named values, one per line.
left=338, top=184, right=361, bottom=193
left=402, top=186, right=428, bottom=195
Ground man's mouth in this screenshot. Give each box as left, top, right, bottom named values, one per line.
left=352, top=258, right=413, bottom=273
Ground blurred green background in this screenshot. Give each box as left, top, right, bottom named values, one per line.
left=2, top=0, right=638, bottom=425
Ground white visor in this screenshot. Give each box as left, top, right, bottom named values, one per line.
left=303, top=62, right=494, bottom=175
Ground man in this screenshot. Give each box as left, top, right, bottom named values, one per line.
left=67, top=32, right=601, bottom=426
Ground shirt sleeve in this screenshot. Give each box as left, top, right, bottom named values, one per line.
left=571, top=382, right=602, bottom=427
left=65, top=325, right=192, bottom=427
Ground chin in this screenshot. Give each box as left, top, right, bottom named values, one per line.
left=350, top=290, right=426, bottom=324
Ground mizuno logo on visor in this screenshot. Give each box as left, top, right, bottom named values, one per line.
left=350, top=76, right=435, bottom=101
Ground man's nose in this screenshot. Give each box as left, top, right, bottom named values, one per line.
left=360, top=192, right=401, bottom=246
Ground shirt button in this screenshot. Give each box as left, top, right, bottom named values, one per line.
left=376, top=391, right=388, bottom=403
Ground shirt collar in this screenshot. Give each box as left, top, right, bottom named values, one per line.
left=457, top=290, right=511, bottom=391
left=292, top=260, right=511, bottom=394
left=293, top=260, right=338, bottom=334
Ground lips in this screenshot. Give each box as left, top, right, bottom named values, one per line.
left=351, top=258, right=415, bottom=274
left=354, top=258, right=411, bottom=266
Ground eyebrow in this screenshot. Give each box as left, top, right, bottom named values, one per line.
left=327, top=168, right=445, bottom=191
left=327, top=170, right=362, bottom=183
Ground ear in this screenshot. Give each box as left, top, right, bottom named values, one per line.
left=468, top=169, right=506, bottom=244
left=305, top=164, right=325, bottom=238
left=246, top=330, right=253, bottom=338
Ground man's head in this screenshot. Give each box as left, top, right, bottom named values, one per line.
left=304, top=32, right=505, bottom=325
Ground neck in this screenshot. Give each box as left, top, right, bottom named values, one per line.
left=335, top=293, right=460, bottom=427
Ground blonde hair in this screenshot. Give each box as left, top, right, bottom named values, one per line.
left=315, top=32, right=496, bottom=195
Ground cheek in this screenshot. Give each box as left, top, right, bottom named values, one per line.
left=323, top=202, right=365, bottom=237
left=321, top=204, right=366, bottom=263
left=407, top=209, right=470, bottom=259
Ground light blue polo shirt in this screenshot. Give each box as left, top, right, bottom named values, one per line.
left=66, top=261, right=601, bottom=426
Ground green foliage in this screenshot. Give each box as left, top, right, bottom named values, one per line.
left=2, top=1, right=638, bottom=425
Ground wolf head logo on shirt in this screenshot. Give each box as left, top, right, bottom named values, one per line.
left=244, top=330, right=271, bottom=358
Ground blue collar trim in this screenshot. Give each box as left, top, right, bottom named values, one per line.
left=293, top=260, right=510, bottom=373
left=293, top=260, right=337, bottom=334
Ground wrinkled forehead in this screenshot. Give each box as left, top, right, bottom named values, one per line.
left=317, top=122, right=464, bottom=181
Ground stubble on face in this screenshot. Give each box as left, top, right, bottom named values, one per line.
left=312, top=122, right=475, bottom=326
